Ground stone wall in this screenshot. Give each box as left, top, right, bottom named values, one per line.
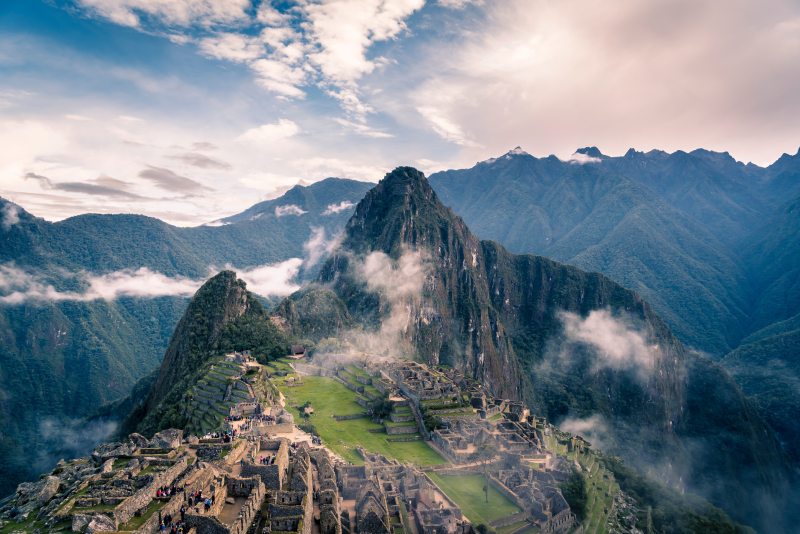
left=332, top=414, right=369, bottom=421
left=354, top=375, right=372, bottom=386
left=488, top=513, right=524, bottom=529
left=113, top=457, right=188, bottom=526
left=438, top=413, right=480, bottom=423
left=386, top=436, right=422, bottom=442
left=384, top=424, right=418, bottom=435
left=293, top=363, right=337, bottom=378
left=136, top=493, right=186, bottom=534
left=228, top=478, right=265, bottom=534
left=355, top=396, right=371, bottom=409
left=240, top=440, right=288, bottom=489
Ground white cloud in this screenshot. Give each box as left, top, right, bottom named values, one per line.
left=75, top=0, right=250, bottom=28
left=417, top=107, right=479, bottom=147
left=362, top=250, right=425, bottom=301
left=65, top=114, right=93, bottom=121
left=0, top=265, right=201, bottom=304
left=1, top=204, right=20, bottom=230
left=323, top=200, right=356, bottom=215
left=332, top=118, right=393, bottom=138
left=303, top=226, right=337, bottom=266
left=562, top=152, right=601, bottom=164
left=234, top=258, right=303, bottom=297
left=236, top=119, right=301, bottom=144
left=437, top=0, right=480, bottom=8
left=275, top=204, right=308, bottom=217
left=560, top=310, right=655, bottom=373
left=117, top=115, right=144, bottom=122
left=198, top=33, right=264, bottom=62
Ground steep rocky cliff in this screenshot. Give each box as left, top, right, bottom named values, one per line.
left=278, top=167, right=797, bottom=533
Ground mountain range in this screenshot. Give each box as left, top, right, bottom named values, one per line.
left=272, top=166, right=796, bottom=533
left=1, top=146, right=799, bottom=532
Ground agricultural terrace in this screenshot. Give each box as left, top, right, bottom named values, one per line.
left=276, top=375, right=446, bottom=466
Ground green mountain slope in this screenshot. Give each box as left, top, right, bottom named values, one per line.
left=428, top=151, right=751, bottom=355
left=594, top=147, right=773, bottom=244
left=0, top=178, right=370, bottom=495
left=743, top=193, right=800, bottom=332
left=721, top=324, right=800, bottom=463
left=280, top=167, right=796, bottom=533
left=120, top=270, right=295, bottom=438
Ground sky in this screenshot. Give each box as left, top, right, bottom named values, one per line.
left=1, top=0, right=800, bottom=226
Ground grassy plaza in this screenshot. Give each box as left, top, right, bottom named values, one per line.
left=276, top=375, right=446, bottom=466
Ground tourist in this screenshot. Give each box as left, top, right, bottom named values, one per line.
left=180, top=506, right=185, bottom=522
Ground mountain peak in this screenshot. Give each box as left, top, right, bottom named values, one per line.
left=576, top=146, right=605, bottom=158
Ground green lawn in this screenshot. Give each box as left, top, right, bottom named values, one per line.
left=488, top=413, right=503, bottom=421
left=277, top=376, right=445, bottom=466
left=427, top=473, right=521, bottom=526
left=496, top=520, right=529, bottom=534
left=346, top=365, right=370, bottom=379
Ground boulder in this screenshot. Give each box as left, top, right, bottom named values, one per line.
left=225, top=497, right=235, bottom=505
left=72, top=513, right=92, bottom=532
left=126, top=458, right=140, bottom=469
left=85, top=515, right=116, bottom=534
left=150, top=429, right=183, bottom=449
left=100, top=459, right=114, bottom=474
left=128, top=433, right=149, bottom=448
left=186, top=435, right=199, bottom=444
left=14, top=482, right=34, bottom=497
left=21, top=477, right=59, bottom=511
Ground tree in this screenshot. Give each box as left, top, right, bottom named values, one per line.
left=468, top=444, right=498, bottom=502
left=558, top=467, right=588, bottom=520
left=372, top=394, right=392, bottom=419
left=476, top=524, right=488, bottom=534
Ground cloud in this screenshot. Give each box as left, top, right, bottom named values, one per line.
left=563, top=152, right=602, bottom=164
left=198, top=33, right=264, bottom=62
left=362, top=250, right=425, bottom=302
left=0, top=265, right=202, bottom=304
left=234, top=258, right=303, bottom=297
left=417, top=107, right=479, bottom=147
left=323, top=200, right=356, bottom=215
left=167, top=152, right=231, bottom=169
left=303, top=226, right=337, bottom=266
left=275, top=204, right=308, bottom=217
left=236, top=119, right=301, bottom=144
left=438, top=0, right=481, bottom=8
left=65, top=114, right=93, bottom=121
left=138, top=165, right=213, bottom=194
left=559, top=414, right=611, bottom=452
left=75, top=0, right=250, bottom=28
left=117, top=115, right=144, bottom=122
left=332, top=118, right=394, bottom=138
left=190, top=141, right=218, bottom=151
left=560, top=310, right=655, bottom=375
left=23, top=172, right=143, bottom=198
left=36, top=416, right=118, bottom=480
left=2, top=203, right=20, bottom=230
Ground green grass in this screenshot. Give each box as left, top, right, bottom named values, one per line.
left=427, top=473, right=521, bottom=526
left=0, top=509, right=39, bottom=534
left=496, top=520, right=529, bottom=534
left=383, top=420, right=417, bottom=428
left=276, top=376, right=445, bottom=466
left=119, top=499, right=167, bottom=531
left=488, top=413, right=503, bottom=421
left=73, top=503, right=118, bottom=512
left=393, top=406, right=411, bottom=413
left=113, top=457, right=132, bottom=469
left=346, top=365, right=370, bottom=378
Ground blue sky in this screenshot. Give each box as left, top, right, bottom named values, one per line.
left=1, top=0, right=799, bottom=225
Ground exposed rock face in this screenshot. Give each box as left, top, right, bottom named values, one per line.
left=186, top=435, right=199, bottom=444
left=151, top=429, right=182, bottom=449
left=128, top=433, right=149, bottom=448
left=72, top=513, right=92, bottom=532
left=85, top=515, right=116, bottom=534
left=15, top=476, right=60, bottom=515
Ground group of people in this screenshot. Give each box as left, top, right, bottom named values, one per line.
left=159, top=512, right=185, bottom=534
left=156, top=485, right=178, bottom=498
left=258, top=454, right=277, bottom=465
